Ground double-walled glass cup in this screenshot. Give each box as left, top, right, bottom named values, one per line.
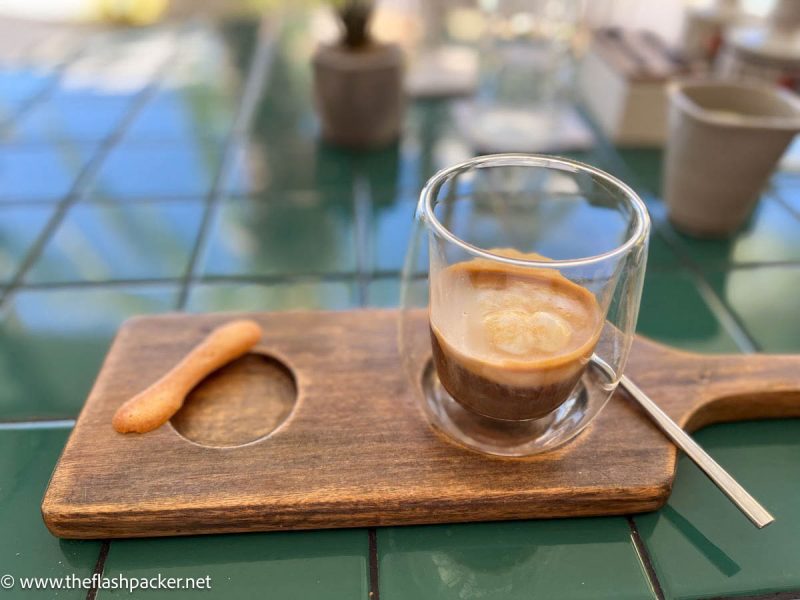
left=399, top=155, right=650, bottom=456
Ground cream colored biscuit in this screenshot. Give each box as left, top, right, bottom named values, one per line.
left=112, top=320, right=263, bottom=434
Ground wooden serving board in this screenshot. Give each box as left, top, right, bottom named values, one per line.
left=42, top=310, right=800, bottom=539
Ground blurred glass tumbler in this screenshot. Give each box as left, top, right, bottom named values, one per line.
left=403, top=155, right=650, bottom=456
left=665, top=81, right=800, bottom=237
left=462, top=0, right=583, bottom=152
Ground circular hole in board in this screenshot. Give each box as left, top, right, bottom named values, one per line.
left=170, top=352, right=297, bottom=448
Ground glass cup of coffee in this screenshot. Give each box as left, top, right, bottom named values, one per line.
left=400, top=154, right=650, bottom=456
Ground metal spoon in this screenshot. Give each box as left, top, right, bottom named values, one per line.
left=592, top=355, right=775, bottom=529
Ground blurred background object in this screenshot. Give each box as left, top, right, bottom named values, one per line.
left=404, top=0, right=479, bottom=97
left=681, top=0, right=748, bottom=66
left=578, top=28, right=690, bottom=145
left=455, top=0, right=593, bottom=153
left=0, top=0, right=798, bottom=235
left=718, top=0, right=800, bottom=89
left=664, top=80, right=800, bottom=235
left=312, top=0, right=404, bottom=148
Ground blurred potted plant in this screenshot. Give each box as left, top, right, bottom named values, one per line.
left=312, top=0, right=404, bottom=148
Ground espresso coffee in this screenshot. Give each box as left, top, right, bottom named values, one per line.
left=430, top=250, right=603, bottom=421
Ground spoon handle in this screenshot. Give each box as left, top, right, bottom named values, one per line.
left=619, top=373, right=774, bottom=529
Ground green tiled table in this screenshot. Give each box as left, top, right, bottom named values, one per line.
left=0, top=14, right=798, bottom=600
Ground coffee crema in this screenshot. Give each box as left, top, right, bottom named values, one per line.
left=430, top=250, right=603, bottom=421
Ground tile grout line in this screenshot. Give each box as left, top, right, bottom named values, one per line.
left=175, top=16, right=279, bottom=311
left=684, top=259, right=800, bottom=271
left=368, top=527, right=380, bottom=600
left=0, top=419, right=75, bottom=430
left=85, top=540, right=110, bottom=600
left=626, top=517, right=665, bottom=600
left=4, top=269, right=429, bottom=293
left=768, top=185, right=800, bottom=221
left=0, top=198, right=76, bottom=208
left=690, top=269, right=759, bottom=353
left=13, top=261, right=800, bottom=293
left=706, top=592, right=800, bottom=600
left=655, top=223, right=760, bottom=353
left=0, top=189, right=409, bottom=207
left=354, top=174, right=372, bottom=307
left=14, top=277, right=185, bottom=291
left=0, top=48, right=177, bottom=311
left=0, top=41, right=87, bottom=131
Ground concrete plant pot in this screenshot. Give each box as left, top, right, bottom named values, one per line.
left=312, top=42, right=404, bottom=149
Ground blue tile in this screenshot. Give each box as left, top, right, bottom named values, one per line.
left=200, top=195, right=357, bottom=277
left=366, top=278, right=400, bottom=308
left=0, top=144, right=96, bottom=202
left=88, top=141, right=222, bottom=200
left=224, top=142, right=358, bottom=197
left=124, top=89, right=234, bottom=142
left=770, top=171, right=800, bottom=216
left=3, top=94, right=133, bottom=142
left=26, top=201, right=203, bottom=283
left=372, top=196, right=417, bottom=273
left=0, top=67, right=54, bottom=107
left=187, top=280, right=357, bottom=312
left=0, top=205, right=53, bottom=282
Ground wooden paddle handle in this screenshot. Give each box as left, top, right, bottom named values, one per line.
left=627, top=337, right=800, bottom=432
left=682, top=352, right=800, bottom=431
left=112, top=320, right=263, bottom=434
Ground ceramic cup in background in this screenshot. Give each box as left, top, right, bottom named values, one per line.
left=664, top=80, right=800, bottom=237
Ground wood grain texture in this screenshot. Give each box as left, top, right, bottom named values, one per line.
left=41, top=309, right=800, bottom=539
left=171, top=354, right=296, bottom=447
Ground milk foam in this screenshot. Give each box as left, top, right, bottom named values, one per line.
left=430, top=255, right=602, bottom=388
